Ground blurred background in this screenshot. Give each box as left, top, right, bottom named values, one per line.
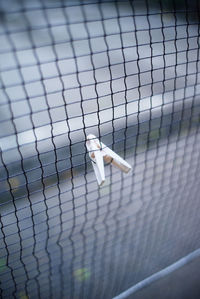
left=0, top=0, right=200, bottom=298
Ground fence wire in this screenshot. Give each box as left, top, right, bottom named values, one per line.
left=0, top=0, right=200, bottom=298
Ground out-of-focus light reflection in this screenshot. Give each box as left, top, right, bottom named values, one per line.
left=74, top=268, right=91, bottom=282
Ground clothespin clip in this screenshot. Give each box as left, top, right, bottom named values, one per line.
left=86, top=134, right=132, bottom=186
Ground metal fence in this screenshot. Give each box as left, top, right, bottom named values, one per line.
left=0, top=0, right=200, bottom=298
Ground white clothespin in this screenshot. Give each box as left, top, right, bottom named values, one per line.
left=86, top=134, right=132, bottom=186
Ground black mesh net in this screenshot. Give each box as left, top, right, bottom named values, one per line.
left=0, top=0, right=200, bottom=298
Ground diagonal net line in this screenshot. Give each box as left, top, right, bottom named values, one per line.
left=112, top=248, right=200, bottom=299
